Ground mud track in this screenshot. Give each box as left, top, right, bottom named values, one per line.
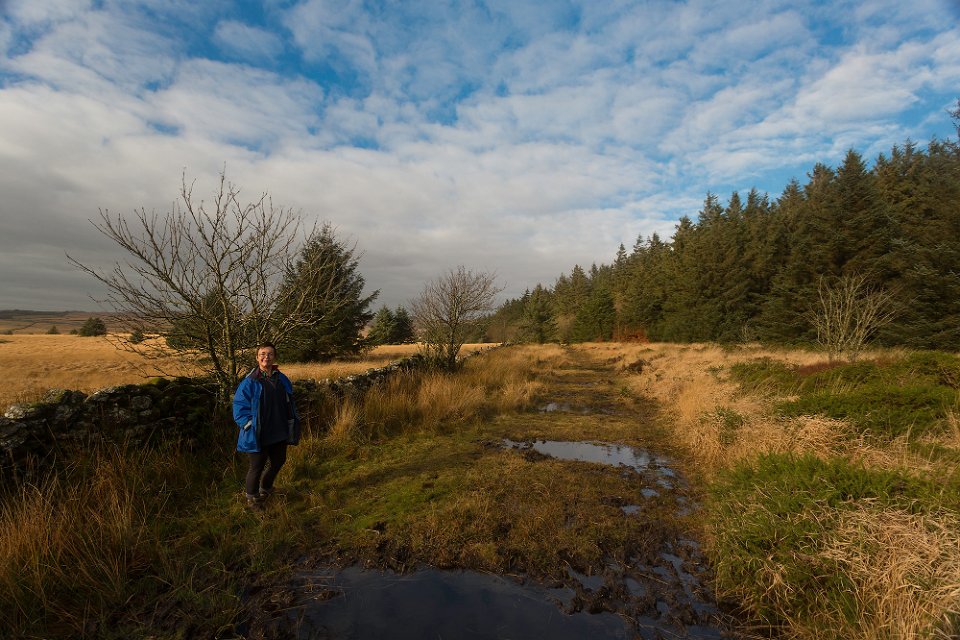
left=243, top=347, right=738, bottom=639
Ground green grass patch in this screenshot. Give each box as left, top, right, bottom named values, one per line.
left=730, top=351, right=960, bottom=439
left=277, top=427, right=680, bottom=579
left=729, top=358, right=802, bottom=395
left=777, top=384, right=955, bottom=438
left=708, top=452, right=952, bottom=632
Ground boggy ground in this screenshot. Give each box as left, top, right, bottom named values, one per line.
left=243, top=346, right=736, bottom=639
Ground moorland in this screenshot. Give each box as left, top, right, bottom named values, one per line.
left=1, top=335, right=958, bottom=639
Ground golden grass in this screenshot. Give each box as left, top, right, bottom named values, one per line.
left=281, top=344, right=423, bottom=380
left=572, top=342, right=935, bottom=478
left=0, top=334, right=195, bottom=409
left=321, top=345, right=538, bottom=442
left=815, top=506, right=960, bottom=640
left=0, top=337, right=491, bottom=412
left=326, top=398, right=362, bottom=443
left=0, top=441, right=238, bottom=636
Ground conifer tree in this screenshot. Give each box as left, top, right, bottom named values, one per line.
left=280, top=224, right=378, bottom=361
left=519, top=285, right=556, bottom=343
left=78, top=317, right=107, bottom=337
left=572, top=286, right=616, bottom=342
left=391, top=306, right=415, bottom=343
left=836, top=149, right=890, bottom=277
left=367, top=306, right=396, bottom=345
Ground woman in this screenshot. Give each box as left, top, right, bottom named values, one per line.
left=232, top=342, right=301, bottom=511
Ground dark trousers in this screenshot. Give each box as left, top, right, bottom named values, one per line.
left=245, top=441, right=288, bottom=496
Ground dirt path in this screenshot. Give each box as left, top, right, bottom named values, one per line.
left=244, top=347, right=736, bottom=639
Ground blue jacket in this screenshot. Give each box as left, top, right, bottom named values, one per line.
left=232, top=367, right=301, bottom=453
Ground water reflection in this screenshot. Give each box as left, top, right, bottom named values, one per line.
left=263, top=439, right=730, bottom=639
left=289, top=566, right=633, bottom=639
left=503, top=438, right=675, bottom=481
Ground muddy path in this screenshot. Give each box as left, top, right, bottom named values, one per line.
left=243, top=347, right=738, bottom=639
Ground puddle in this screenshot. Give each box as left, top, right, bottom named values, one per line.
left=503, top=439, right=676, bottom=485
left=567, top=566, right=606, bottom=591
left=265, top=564, right=730, bottom=640
left=538, top=402, right=618, bottom=415
left=248, top=440, right=730, bottom=639
left=279, top=566, right=633, bottom=639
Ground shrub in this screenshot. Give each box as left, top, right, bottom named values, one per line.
left=777, top=384, right=955, bottom=438
left=729, top=358, right=800, bottom=394
left=77, top=317, right=107, bottom=337
left=46, top=325, right=59, bottom=335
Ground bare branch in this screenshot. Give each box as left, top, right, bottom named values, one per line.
left=807, top=273, right=900, bottom=362
left=412, top=266, right=503, bottom=369
left=68, top=170, right=332, bottom=397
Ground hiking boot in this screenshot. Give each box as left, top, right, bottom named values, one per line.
left=259, top=487, right=274, bottom=500
left=246, top=493, right=265, bottom=512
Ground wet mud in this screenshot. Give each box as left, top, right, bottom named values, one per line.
left=246, top=439, right=732, bottom=640
left=243, top=349, right=736, bottom=639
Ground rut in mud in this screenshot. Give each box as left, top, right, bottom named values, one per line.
left=244, top=347, right=736, bottom=639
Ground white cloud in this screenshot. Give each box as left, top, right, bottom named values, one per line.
left=213, top=20, right=284, bottom=63
left=283, top=0, right=377, bottom=72
left=0, top=0, right=957, bottom=310
left=687, top=11, right=811, bottom=69
left=792, top=41, right=938, bottom=126
left=152, top=59, right=324, bottom=149
left=3, top=0, right=94, bottom=26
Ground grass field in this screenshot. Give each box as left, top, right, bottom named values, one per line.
left=0, top=336, right=486, bottom=411
left=0, top=310, right=115, bottom=335
left=2, top=341, right=958, bottom=639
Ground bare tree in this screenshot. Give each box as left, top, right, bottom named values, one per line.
left=807, top=273, right=899, bottom=362
left=412, top=266, right=503, bottom=370
left=69, top=171, right=358, bottom=398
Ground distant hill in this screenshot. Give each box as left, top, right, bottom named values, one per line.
left=0, top=310, right=108, bottom=334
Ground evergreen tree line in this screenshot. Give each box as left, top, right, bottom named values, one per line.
left=366, top=305, right=416, bottom=346
left=490, top=130, right=960, bottom=349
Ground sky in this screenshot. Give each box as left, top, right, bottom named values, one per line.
left=1, top=0, right=958, bottom=312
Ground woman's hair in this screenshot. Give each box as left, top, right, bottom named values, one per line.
left=256, top=342, right=278, bottom=357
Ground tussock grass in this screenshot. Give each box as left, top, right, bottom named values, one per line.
left=819, top=507, right=960, bottom=640
left=578, top=342, right=841, bottom=474
left=0, top=440, right=241, bottom=638
left=576, top=341, right=960, bottom=639
left=321, top=345, right=547, bottom=443
left=709, top=452, right=960, bottom=639
left=326, top=398, right=362, bottom=443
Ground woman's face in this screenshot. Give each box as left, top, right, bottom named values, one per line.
left=257, top=347, right=276, bottom=371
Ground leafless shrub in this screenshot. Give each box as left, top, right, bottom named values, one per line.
left=412, top=266, right=503, bottom=370
left=807, top=273, right=899, bottom=362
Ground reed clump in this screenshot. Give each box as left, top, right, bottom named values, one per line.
left=322, top=345, right=547, bottom=443
left=0, top=440, right=241, bottom=638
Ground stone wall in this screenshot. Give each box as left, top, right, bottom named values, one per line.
left=0, top=353, right=442, bottom=483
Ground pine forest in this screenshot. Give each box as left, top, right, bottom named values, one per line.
left=489, top=133, right=960, bottom=351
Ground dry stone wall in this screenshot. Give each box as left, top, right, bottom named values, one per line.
left=0, top=353, right=443, bottom=483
